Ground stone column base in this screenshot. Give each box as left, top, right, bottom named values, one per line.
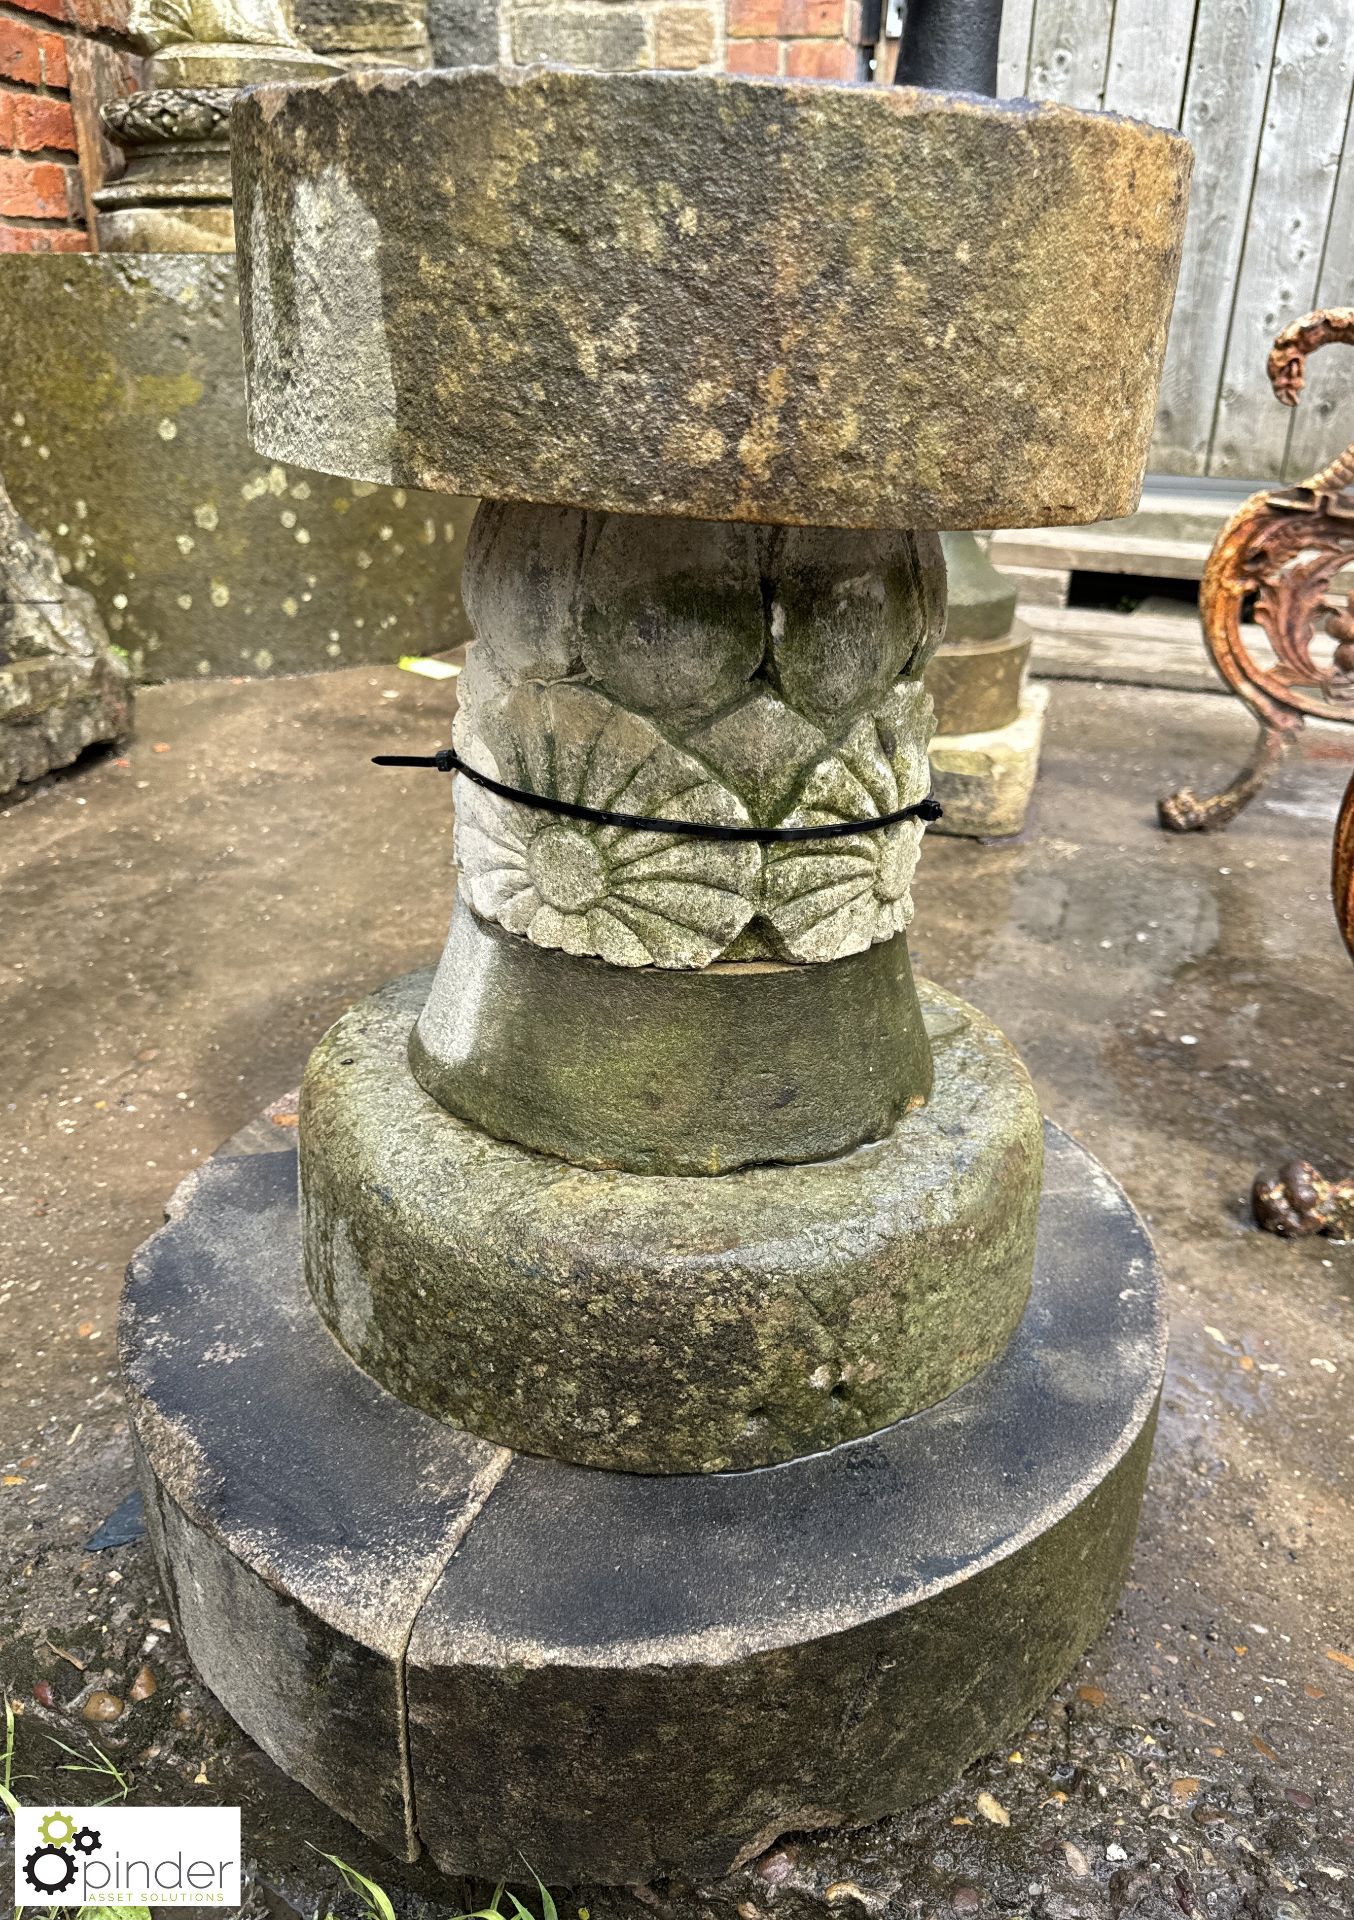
left=122, top=1094, right=1164, bottom=1886
left=928, top=683, right=1050, bottom=839
left=300, top=972, right=1043, bottom=1473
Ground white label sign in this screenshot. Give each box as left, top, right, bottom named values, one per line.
left=15, top=1805, right=241, bottom=1907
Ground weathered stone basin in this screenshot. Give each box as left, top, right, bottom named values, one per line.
left=235, top=66, right=1191, bottom=529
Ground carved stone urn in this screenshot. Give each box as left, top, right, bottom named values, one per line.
left=121, top=67, right=1191, bottom=1884
left=96, top=0, right=340, bottom=255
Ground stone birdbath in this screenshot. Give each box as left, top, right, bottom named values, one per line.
left=121, top=64, right=1191, bottom=1885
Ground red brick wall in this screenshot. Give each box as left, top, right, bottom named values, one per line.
left=725, top=0, right=866, bottom=81
left=0, top=0, right=139, bottom=253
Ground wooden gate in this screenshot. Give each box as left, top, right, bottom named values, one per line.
left=994, top=0, right=1354, bottom=485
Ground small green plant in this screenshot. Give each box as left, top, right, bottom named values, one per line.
left=45, top=1732, right=132, bottom=1804
left=313, top=1850, right=562, bottom=1920
left=313, top=1850, right=400, bottom=1920
left=2, top=1705, right=146, bottom=1920
left=455, top=1878, right=558, bottom=1920
left=1, top=1694, right=25, bottom=1818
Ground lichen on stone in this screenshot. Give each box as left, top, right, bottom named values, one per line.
left=1, top=470, right=132, bottom=797
left=451, top=501, right=945, bottom=968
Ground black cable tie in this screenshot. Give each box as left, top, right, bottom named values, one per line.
left=371, top=747, right=944, bottom=844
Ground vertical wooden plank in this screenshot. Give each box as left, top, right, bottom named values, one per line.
left=1026, top=0, right=1114, bottom=109
left=65, top=40, right=142, bottom=256
left=1284, top=90, right=1354, bottom=480
left=996, top=0, right=1035, bottom=96
left=1209, top=0, right=1354, bottom=480
left=1101, top=0, right=1197, bottom=128
left=1149, top=0, right=1282, bottom=476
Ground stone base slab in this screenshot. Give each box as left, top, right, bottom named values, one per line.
left=301, top=972, right=1044, bottom=1473
left=929, top=683, right=1050, bottom=839
left=122, top=1121, right=1164, bottom=1885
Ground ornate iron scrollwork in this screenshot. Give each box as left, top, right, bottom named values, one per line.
left=1160, top=310, right=1354, bottom=1237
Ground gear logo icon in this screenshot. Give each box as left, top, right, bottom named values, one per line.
left=38, top=1810, right=75, bottom=1846
left=23, top=1810, right=103, bottom=1894
left=23, top=1842, right=77, bottom=1895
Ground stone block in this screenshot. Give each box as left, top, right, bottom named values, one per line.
left=428, top=0, right=499, bottom=64
left=654, top=3, right=716, bottom=68
left=234, top=68, right=1192, bottom=530
left=125, top=1124, right=1164, bottom=1883
left=929, top=682, right=1050, bottom=839
left=511, top=7, right=650, bottom=70
left=924, top=623, right=1031, bottom=736
left=291, top=0, right=432, bottom=64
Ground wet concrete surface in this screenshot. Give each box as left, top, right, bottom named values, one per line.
left=0, top=669, right=1350, bottom=1919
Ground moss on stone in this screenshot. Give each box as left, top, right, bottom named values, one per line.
left=300, top=970, right=1043, bottom=1473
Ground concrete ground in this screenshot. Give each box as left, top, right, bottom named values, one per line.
left=0, top=667, right=1351, bottom=1920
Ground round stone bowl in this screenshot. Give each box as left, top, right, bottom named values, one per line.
left=232, top=66, right=1192, bottom=531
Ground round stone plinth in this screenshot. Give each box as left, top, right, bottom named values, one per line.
left=300, top=972, right=1043, bottom=1472
left=924, top=626, right=1032, bottom=737
left=121, top=1124, right=1165, bottom=1885
left=233, top=67, right=1191, bottom=530
left=410, top=904, right=935, bottom=1174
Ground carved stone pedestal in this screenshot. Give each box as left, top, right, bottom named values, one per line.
left=123, top=65, right=1190, bottom=1883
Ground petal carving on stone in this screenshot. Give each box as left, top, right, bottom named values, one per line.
left=761, top=680, right=934, bottom=963
left=456, top=682, right=760, bottom=968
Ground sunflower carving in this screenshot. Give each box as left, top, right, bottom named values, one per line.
left=455, top=682, right=761, bottom=968
left=761, top=680, right=934, bottom=962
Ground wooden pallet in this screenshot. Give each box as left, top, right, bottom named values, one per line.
left=990, top=478, right=1293, bottom=695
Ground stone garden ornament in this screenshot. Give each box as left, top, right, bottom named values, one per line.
left=103, top=0, right=336, bottom=253
left=0, top=472, right=131, bottom=797
left=121, top=56, right=1192, bottom=1886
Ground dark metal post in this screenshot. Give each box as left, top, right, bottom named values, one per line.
left=893, top=0, right=1003, bottom=95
